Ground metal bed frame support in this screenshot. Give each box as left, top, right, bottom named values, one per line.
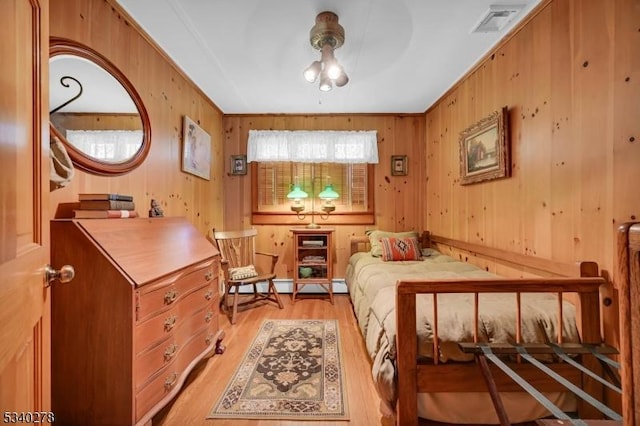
left=459, top=342, right=623, bottom=426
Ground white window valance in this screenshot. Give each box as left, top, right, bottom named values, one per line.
left=66, top=130, right=143, bottom=163
left=247, top=130, right=378, bottom=164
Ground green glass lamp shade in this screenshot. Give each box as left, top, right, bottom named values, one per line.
left=287, top=185, right=309, bottom=199
left=318, top=184, right=339, bottom=200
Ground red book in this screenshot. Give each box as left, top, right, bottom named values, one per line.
left=79, top=200, right=136, bottom=210
left=73, top=210, right=139, bottom=219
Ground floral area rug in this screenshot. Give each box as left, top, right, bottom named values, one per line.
left=208, top=319, right=349, bottom=420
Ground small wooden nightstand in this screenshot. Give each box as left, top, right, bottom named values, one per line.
left=290, top=228, right=334, bottom=304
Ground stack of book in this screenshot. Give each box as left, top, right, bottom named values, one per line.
left=73, top=193, right=138, bottom=219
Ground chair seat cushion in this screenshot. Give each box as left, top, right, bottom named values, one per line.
left=229, top=264, right=259, bottom=280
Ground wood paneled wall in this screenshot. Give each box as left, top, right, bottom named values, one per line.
left=425, top=0, right=639, bottom=287
left=47, top=0, right=638, bottom=294
left=48, top=0, right=225, bottom=236
left=222, top=115, right=426, bottom=278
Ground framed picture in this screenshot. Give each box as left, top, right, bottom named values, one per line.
left=459, top=106, right=510, bottom=185
left=182, top=116, right=211, bottom=180
left=230, top=155, right=247, bottom=175
left=391, top=155, right=407, bottom=176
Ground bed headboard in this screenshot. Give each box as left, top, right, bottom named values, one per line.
left=351, top=230, right=604, bottom=279
left=349, top=231, right=431, bottom=256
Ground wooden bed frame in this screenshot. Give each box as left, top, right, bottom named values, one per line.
left=349, top=231, right=617, bottom=425
left=617, top=222, right=639, bottom=426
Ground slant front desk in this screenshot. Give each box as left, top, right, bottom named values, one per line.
left=50, top=217, right=224, bottom=425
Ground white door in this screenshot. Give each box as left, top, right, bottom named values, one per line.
left=0, top=0, right=51, bottom=414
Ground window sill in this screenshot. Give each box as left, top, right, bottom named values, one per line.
left=251, top=212, right=374, bottom=225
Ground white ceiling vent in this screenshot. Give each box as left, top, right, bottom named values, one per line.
left=471, top=4, right=525, bottom=33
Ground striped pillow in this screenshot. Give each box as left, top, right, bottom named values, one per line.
left=380, top=237, right=421, bottom=261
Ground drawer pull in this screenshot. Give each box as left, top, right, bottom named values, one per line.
left=204, top=311, right=213, bottom=323
left=164, top=289, right=178, bottom=305
left=164, top=343, right=179, bottom=362
left=205, top=333, right=214, bottom=346
left=204, top=290, right=214, bottom=301
left=164, top=315, right=177, bottom=332
left=204, top=271, right=213, bottom=281
left=164, top=372, right=178, bottom=390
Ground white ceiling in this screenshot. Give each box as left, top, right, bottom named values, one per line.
left=114, top=0, right=542, bottom=114
left=50, top=55, right=138, bottom=113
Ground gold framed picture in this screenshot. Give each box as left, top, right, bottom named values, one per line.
left=391, top=155, right=407, bottom=176
left=459, top=106, right=510, bottom=185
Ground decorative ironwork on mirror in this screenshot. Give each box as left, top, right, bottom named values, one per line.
left=49, top=37, right=151, bottom=176
left=50, top=76, right=83, bottom=114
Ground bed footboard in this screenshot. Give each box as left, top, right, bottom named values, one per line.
left=395, top=263, right=609, bottom=426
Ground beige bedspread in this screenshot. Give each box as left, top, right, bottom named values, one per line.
left=345, top=250, right=581, bottom=419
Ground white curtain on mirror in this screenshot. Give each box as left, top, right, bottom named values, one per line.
left=247, top=130, right=378, bottom=164
left=66, top=130, right=143, bottom=163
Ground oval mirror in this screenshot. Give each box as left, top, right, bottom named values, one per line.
left=49, top=37, right=151, bottom=175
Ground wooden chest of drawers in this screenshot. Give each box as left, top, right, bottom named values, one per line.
left=51, top=217, right=224, bottom=425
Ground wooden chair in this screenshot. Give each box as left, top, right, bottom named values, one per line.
left=213, top=228, right=284, bottom=324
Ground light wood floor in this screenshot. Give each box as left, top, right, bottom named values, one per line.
left=153, top=294, right=390, bottom=426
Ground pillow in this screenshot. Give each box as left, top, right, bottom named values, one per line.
left=380, top=237, right=422, bottom=261
left=367, top=230, right=419, bottom=257
left=421, top=247, right=438, bottom=257
left=229, top=264, right=258, bottom=280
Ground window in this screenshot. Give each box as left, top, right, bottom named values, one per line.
left=247, top=129, right=378, bottom=225
left=251, top=162, right=374, bottom=225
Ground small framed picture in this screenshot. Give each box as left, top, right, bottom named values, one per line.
left=391, top=155, right=407, bottom=176
left=230, top=155, right=247, bottom=175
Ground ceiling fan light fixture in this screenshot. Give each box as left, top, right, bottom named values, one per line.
left=304, top=60, right=322, bottom=83
left=320, top=43, right=335, bottom=63
left=319, top=71, right=333, bottom=92
left=334, top=70, right=349, bottom=87
left=305, top=11, right=349, bottom=92
left=326, top=60, right=342, bottom=80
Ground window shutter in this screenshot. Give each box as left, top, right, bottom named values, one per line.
left=256, top=162, right=368, bottom=212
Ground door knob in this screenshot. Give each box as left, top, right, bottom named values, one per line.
left=45, top=264, right=75, bottom=287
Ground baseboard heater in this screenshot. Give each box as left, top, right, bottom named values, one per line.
left=232, top=279, right=347, bottom=294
